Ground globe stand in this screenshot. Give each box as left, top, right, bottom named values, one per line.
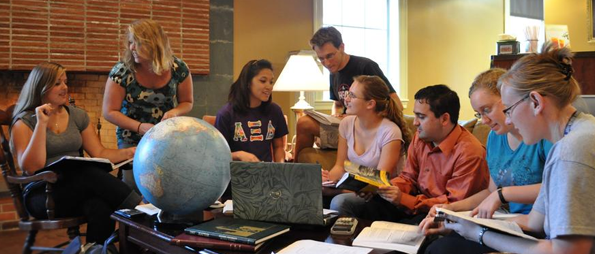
left=155, top=210, right=204, bottom=229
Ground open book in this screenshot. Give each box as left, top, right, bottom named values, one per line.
left=352, top=221, right=425, bottom=254
left=436, top=208, right=537, bottom=241
left=335, top=161, right=391, bottom=192
left=42, top=156, right=133, bottom=173
left=304, top=110, right=341, bottom=126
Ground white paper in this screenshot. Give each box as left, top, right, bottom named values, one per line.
left=352, top=221, right=424, bottom=254
left=279, top=240, right=371, bottom=254
left=135, top=203, right=161, bottom=216
left=323, top=209, right=338, bottom=216
left=222, top=200, right=233, bottom=215
left=304, top=110, right=341, bottom=126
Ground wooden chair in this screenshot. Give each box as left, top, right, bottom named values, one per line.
left=0, top=105, right=86, bottom=254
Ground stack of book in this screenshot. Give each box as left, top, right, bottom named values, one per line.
left=171, top=217, right=290, bottom=252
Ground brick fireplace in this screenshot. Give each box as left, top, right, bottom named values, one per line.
left=0, top=0, right=234, bottom=231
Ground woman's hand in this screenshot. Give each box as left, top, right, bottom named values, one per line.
left=377, top=185, right=402, bottom=205
left=123, top=147, right=136, bottom=159
left=419, top=216, right=452, bottom=236
left=443, top=215, right=484, bottom=243
left=470, top=191, right=501, bottom=219
left=321, top=169, right=331, bottom=183
left=162, top=108, right=181, bottom=121
left=35, top=103, right=54, bottom=125
left=232, top=151, right=260, bottom=162
left=138, top=123, right=155, bottom=135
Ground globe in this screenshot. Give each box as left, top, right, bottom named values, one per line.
left=133, top=116, right=231, bottom=216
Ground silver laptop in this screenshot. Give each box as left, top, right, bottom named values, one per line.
left=230, top=162, right=335, bottom=226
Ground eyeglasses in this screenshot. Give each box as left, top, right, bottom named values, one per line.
left=347, top=91, right=359, bottom=99
left=502, top=94, right=530, bottom=118
left=318, top=51, right=338, bottom=62
left=474, top=108, right=491, bottom=120
left=473, top=100, right=501, bottom=120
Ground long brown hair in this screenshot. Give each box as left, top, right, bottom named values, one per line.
left=12, top=62, right=66, bottom=126
left=354, top=75, right=411, bottom=152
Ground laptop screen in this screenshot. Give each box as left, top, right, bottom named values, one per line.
left=230, top=162, right=325, bottom=225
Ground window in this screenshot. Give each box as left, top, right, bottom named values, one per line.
left=505, top=0, right=544, bottom=53
left=313, top=0, right=403, bottom=108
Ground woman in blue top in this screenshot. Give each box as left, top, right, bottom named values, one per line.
left=215, top=59, right=288, bottom=162
left=103, top=19, right=194, bottom=189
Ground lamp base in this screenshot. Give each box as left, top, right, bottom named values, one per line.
left=290, top=91, right=314, bottom=111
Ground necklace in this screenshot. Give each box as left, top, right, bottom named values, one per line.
left=563, top=110, right=579, bottom=136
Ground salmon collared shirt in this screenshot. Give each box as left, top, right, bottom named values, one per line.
left=390, top=125, right=490, bottom=214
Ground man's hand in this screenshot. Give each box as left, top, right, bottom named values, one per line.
left=377, top=185, right=402, bottom=205
left=428, top=203, right=453, bottom=218
left=419, top=216, right=451, bottom=236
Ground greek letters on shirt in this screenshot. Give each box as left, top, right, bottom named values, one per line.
left=233, top=120, right=276, bottom=142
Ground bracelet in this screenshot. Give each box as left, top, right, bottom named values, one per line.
left=497, top=187, right=508, bottom=204
left=478, top=227, right=489, bottom=245
left=137, top=122, right=143, bottom=133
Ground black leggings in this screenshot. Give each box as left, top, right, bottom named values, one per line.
left=25, top=166, right=141, bottom=243
left=425, top=231, right=497, bottom=254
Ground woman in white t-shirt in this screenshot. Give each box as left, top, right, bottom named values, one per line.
left=323, top=75, right=411, bottom=216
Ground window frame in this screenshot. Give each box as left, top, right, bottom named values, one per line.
left=311, top=0, right=409, bottom=110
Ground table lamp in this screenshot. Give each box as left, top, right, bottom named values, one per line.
left=273, top=54, right=327, bottom=112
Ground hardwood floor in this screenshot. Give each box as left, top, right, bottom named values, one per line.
left=0, top=225, right=86, bottom=254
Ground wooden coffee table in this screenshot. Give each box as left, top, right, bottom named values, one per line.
left=112, top=211, right=397, bottom=254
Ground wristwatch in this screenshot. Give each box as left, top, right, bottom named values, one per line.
left=478, top=226, right=489, bottom=245
left=497, top=187, right=509, bottom=204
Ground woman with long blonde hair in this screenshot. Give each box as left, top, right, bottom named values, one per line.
left=103, top=19, right=194, bottom=191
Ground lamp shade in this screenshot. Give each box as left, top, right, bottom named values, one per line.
left=273, top=55, right=327, bottom=92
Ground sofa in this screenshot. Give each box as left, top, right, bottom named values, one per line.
left=297, top=115, right=491, bottom=171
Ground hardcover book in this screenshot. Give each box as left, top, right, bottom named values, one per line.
left=40, top=156, right=133, bottom=173
left=184, top=217, right=290, bottom=245
left=335, top=161, right=391, bottom=192
left=352, top=221, right=425, bottom=254
left=304, top=110, right=341, bottom=126
left=170, top=233, right=264, bottom=252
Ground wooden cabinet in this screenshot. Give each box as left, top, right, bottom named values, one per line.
left=491, top=52, right=595, bottom=95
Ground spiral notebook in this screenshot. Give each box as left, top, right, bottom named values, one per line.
left=230, top=162, right=334, bottom=226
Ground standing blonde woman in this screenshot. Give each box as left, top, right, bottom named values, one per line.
left=103, top=19, right=194, bottom=190
left=11, top=62, right=141, bottom=244
left=421, top=45, right=595, bottom=253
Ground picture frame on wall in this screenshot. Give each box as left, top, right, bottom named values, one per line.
left=589, top=0, right=595, bottom=43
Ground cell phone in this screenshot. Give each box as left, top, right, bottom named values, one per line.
left=330, top=217, right=358, bottom=235
left=434, top=211, right=447, bottom=222
left=115, top=208, right=145, bottom=218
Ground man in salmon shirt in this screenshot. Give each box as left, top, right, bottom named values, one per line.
left=332, top=84, right=490, bottom=224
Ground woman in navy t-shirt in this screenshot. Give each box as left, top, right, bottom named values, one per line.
left=215, top=59, right=288, bottom=162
